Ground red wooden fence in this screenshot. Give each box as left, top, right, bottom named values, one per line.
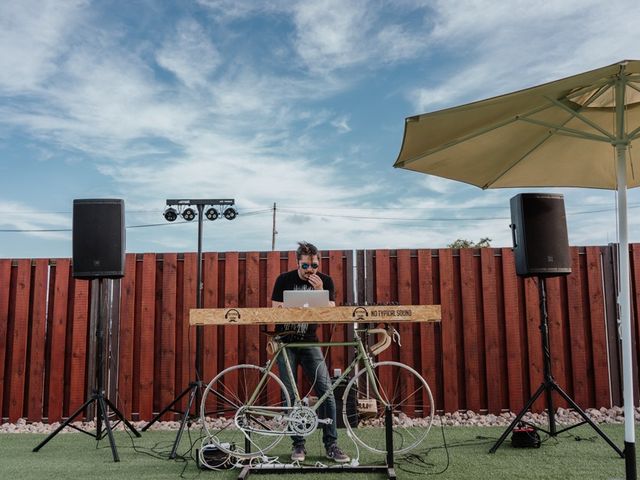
left=1, top=246, right=639, bottom=422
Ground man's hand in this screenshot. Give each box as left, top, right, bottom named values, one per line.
left=307, top=273, right=323, bottom=290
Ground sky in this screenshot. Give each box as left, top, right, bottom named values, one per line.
left=2, top=0, right=640, bottom=259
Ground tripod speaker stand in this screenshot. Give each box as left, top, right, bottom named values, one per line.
left=33, top=278, right=141, bottom=461
left=489, top=276, right=623, bottom=456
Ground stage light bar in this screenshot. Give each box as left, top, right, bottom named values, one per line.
left=163, top=207, right=178, bottom=222
left=182, top=207, right=196, bottom=221
left=223, top=207, right=237, bottom=220
left=205, top=207, right=219, bottom=221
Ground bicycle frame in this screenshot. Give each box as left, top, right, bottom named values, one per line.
left=245, top=329, right=385, bottom=416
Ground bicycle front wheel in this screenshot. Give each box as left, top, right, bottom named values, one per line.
left=343, top=361, right=434, bottom=455
left=201, top=364, right=291, bottom=459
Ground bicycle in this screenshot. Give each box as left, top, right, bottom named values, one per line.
left=199, top=324, right=434, bottom=460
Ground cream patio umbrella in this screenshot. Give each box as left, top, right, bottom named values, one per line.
left=395, top=60, right=640, bottom=477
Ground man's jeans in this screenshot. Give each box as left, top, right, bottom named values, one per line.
left=276, top=345, right=338, bottom=449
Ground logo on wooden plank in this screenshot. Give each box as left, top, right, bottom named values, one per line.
left=224, top=308, right=241, bottom=323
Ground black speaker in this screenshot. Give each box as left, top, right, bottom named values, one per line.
left=72, top=199, right=125, bottom=279
left=510, top=193, right=571, bottom=277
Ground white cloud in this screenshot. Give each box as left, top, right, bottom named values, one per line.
left=0, top=0, right=88, bottom=92
left=156, top=19, right=221, bottom=88
left=409, top=0, right=640, bottom=112
left=290, top=0, right=433, bottom=74
left=0, top=201, right=70, bottom=241
left=330, top=115, right=351, bottom=133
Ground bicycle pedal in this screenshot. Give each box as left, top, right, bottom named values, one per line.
left=317, top=418, right=333, bottom=425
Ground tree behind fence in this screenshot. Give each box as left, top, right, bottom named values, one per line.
left=1, top=246, right=639, bottom=423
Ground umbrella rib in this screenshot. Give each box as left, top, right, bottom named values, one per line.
left=565, top=78, right=613, bottom=103
left=517, top=117, right=612, bottom=143
left=628, top=124, right=640, bottom=140
left=395, top=102, right=558, bottom=168
left=545, top=96, right=616, bottom=140
left=483, top=103, right=588, bottom=188
left=573, top=82, right=613, bottom=108
left=626, top=81, right=640, bottom=96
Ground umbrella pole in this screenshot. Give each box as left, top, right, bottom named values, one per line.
left=617, top=143, right=636, bottom=480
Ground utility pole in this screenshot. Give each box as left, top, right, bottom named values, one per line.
left=271, top=202, right=277, bottom=251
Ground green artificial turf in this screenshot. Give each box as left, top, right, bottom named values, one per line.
left=0, top=424, right=631, bottom=480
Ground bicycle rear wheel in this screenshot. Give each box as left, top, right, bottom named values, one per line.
left=201, top=364, right=290, bottom=459
left=343, top=361, right=434, bottom=455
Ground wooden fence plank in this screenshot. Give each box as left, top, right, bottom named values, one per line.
left=245, top=252, right=261, bottom=370
left=396, top=249, right=415, bottom=416
left=201, top=252, right=219, bottom=416
left=46, top=260, right=69, bottom=422
left=374, top=250, right=394, bottom=400
left=68, top=278, right=89, bottom=419
left=138, top=254, right=156, bottom=420
left=223, top=252, right=240, bottom=400
left=202, top=253, right=218, bottom=383
left=27, top=259, right=48, bottom=421
left=118, top=254, right=137, bottom=418
left=481, top=249, right=503, bottom=414
left=417, top=250, right=438, bottom=412
left=0, top=259, right=12, bottom=419
left=502, top=249, right=525, bottom=411
left=328, top=250, right=346, bottom=375
left=567, top=248, right=589, bottom=407
left=265, top=251, right=281, bottom=405
left=460, top=249, right=483, bottom=412
left=159, top=253, right=177, bottom=420
left=180, top=253, right=197, bottom=413
left=587, top=247, right=611, bottom=408
left=545, top=276, right=568, bottom=408
left=8, top=260, right=31, bottom=421
left=524, top=277, right=544, bottom=412
left=439, top=249, right=459, bottom=412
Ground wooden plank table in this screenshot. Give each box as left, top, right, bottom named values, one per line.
left=190, top=304, right=441, bottom=326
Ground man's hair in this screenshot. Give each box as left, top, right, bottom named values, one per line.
left=296, top=241, right=318, bottom=260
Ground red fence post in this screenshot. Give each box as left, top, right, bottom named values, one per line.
left=27, top=259, right=48, bottom=421
left=460, top=249, right=484, bottom=413
left=502, top=248, right=525, bottom=412
left=8, top=260, right=31, bottom=421
left=439, top=249, right=459, bottom=412
left=586, top=247, right=612, bottom=408
left=67, top=278, right=89, bottom=420
left=567, top=248, right=590, bottom=408
left=480, top=248, right=504, bottom=414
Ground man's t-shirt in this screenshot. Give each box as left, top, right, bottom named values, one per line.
left=271, top=269, right=335, bottom=342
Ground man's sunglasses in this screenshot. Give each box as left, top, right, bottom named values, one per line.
left=300, top=262, right=319, bottom=270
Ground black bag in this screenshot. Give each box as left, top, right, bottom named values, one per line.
left=511, top=423, right=541, bottom=448
left=197, top=445, right=236, bottom=470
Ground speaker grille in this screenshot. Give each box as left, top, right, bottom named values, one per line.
left=72, top=199, right=125, bottom=278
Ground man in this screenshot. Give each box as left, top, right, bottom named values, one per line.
left=271, top=241, right=350, bottom=463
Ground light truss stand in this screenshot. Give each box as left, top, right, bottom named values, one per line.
left=143, top=199, right=234, bottom=458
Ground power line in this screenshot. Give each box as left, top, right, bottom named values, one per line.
left=0, top=204, right=636, bottom=233
left=0, top=210, right=273, bottom=233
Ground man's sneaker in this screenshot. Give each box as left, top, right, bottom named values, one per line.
left=291, top=445, right=306, bottom=462
left=325, top=444, right=350, bottom=463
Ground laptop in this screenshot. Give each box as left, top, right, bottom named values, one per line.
left=283, top=289, right=330, bottom=307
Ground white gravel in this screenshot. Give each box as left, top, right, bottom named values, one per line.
left=1, top=406, right=637, bottom=434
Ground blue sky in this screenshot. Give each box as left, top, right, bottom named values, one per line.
left=2, top=0, right=640, bottom=259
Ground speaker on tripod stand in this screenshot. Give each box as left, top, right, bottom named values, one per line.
left=489, top=193, right=622, bottom=457
left=33, top=199, right=140, bottom=462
